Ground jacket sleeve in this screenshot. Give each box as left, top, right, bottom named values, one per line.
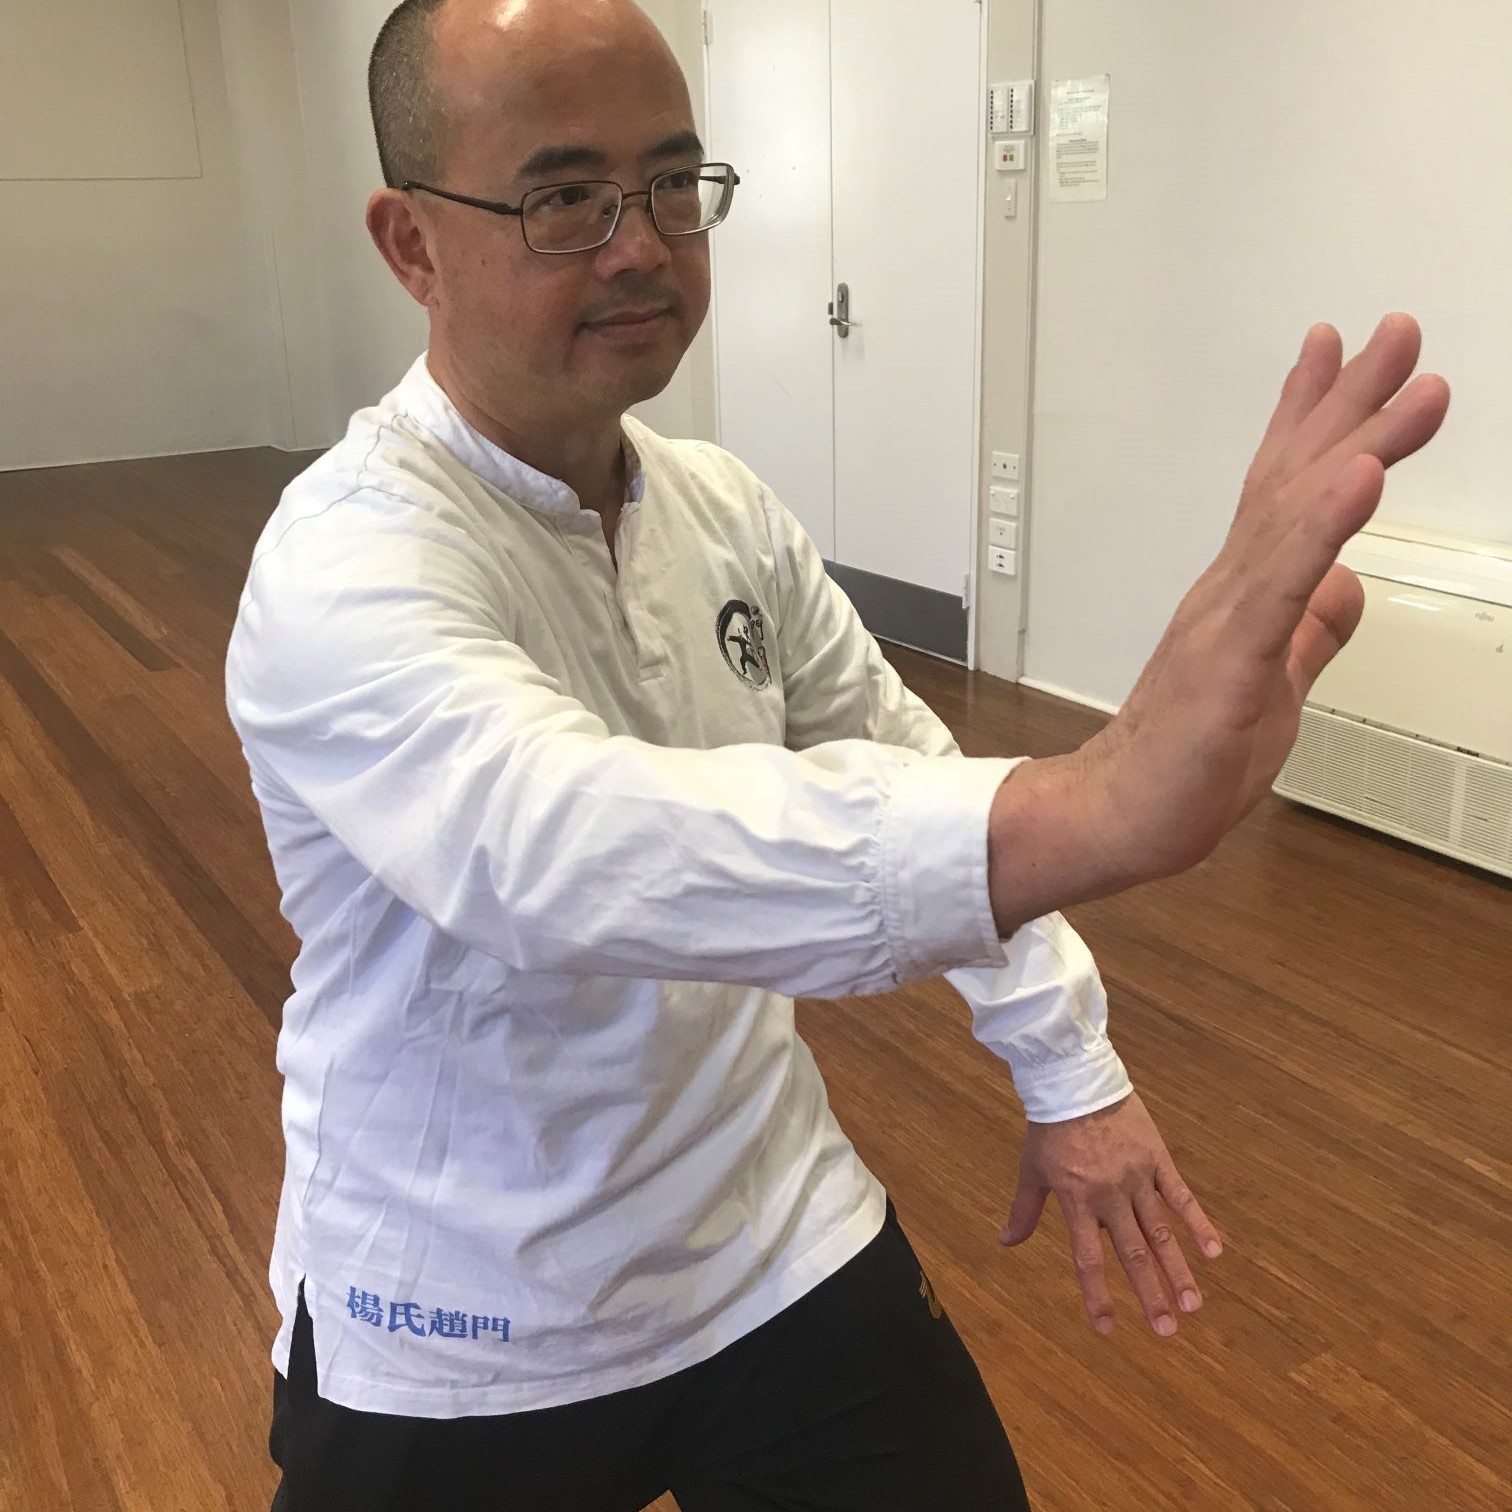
left=762, top=489, right=1134, bottom=1122
left=226, top=490, right=1018, bottom=1001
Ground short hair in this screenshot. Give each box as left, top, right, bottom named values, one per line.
left=369, top=0, right=452, bottom=189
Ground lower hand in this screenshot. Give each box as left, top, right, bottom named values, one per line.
left=1001, top=1092, right=1222, bottom=1338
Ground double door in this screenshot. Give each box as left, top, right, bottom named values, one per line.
left=707, top=0, right=985, bottom=659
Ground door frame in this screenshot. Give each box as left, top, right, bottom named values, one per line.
left=966, top=0, right=989, bottom=671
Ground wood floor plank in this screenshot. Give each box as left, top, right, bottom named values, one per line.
left=27, top=549, right=178, bottom=673
left=0, top=1014, right=236, bottom=1512
left=0, top=450, right=1507, bottom=1512
left=49, top=543, right=174, bottom=646
left=0, top=612, right=293, bottom=1022
left=0, top=785, right=78, bottom=941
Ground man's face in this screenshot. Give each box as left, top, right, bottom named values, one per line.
left=418, top=2, right=710, bottom=428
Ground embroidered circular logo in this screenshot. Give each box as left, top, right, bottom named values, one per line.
left=717, top=600, right=771, bottom=690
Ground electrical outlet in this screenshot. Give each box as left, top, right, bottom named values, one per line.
left=989, top=486, right=1020, bottom=518
left=990, top=519, right=1018, bottom=549
left=988, top=547, right=1018, bottom=577
left=995, top=140, right=1026, bottom=172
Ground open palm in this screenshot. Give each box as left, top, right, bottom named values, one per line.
left=1084, top=316, right=1450, bottom=881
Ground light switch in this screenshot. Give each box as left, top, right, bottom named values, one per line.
left=989, top=547, right=1018, bottom=577
left=989, top=486, right=1020, bottom=518
left=1002, top=184, right=1018, bottom=219
left=989, top=80, right=1036, bottom=136
left=990, top=518, right=1018, bottom=549
left=991, top=452, right=1021, bottom=482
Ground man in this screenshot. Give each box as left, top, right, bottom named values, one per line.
left=225, top=1, right=1449, bottom=1507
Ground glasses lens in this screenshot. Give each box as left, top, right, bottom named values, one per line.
left=654, top=165, right=732, bottom=236
left=522, top=181, right=622, bottom=253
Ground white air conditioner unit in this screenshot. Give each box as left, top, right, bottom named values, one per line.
left=1274, top=524, right=1512, bottom=879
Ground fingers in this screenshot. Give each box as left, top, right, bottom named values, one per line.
left=1156, top=1157, right=1225, bottom=1262
left=1065, top=1206, right=1116, bottom=1337
left=1234, top=454, right=1386, bottom=665
left=1301, top=369, right=1452, bottom=496
left=1249, top=323, right=1344, bottom=482
left=1237, top=318, right=1448, bottom=561
left=1063, top=1174, right=1223, bottom=1340
left=1000, top=1180, right=1049, bottom=1248
left=1232, top=365, right=1447, bottom=679
left=1106, top=1208, right=1179, bottom=1337
left=1285, top=313, right=1426, bottom=474
left=1133, top=1190, right=1202, bottom=1318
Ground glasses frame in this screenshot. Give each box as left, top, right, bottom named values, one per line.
left=401, top=162, right=741, bottom=255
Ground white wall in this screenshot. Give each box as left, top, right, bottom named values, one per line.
left=1024, top=0, right=1512, bottom=711
left=0, top=0, right=716, bottom=473
left=283, top=0, right=431, bottom=433
left=0, top=0, right=270, bottom=470
left=217, top=0, right=343, bottom=452
left=1, top=0, right=202, bottom=181
left=628, top=0, right=717, bottom=442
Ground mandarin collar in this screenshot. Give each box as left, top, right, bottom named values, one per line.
left=396, top=355, right=646, bottom=515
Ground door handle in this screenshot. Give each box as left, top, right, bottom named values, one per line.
left=828, top=282, right=858, bottom=338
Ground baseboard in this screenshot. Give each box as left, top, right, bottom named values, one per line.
left=0, top=442, right=279, bottom=476
left=1017, top=676, right=1122, bottom=717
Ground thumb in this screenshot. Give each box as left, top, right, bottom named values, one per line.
left=1289, top=561, right=1367, bottom=695
left=1000, top=1180, right=1049, bottom=1247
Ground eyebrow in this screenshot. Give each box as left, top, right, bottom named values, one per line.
left=643, top=130, right=705, bottom=164
left=516, top=143, right=609, bottom=179
left=515, top=131, right=706, bottom=181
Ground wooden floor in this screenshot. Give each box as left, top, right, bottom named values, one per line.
left=0, top=448, right=1507, bottom=1512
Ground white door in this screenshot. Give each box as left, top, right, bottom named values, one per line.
left=830, top=0, right=983, bottom=597
left=706, top=0, right=836, bottom=558
left=707, top=1, right=984, bottom=629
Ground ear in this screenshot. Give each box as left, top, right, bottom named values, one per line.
left=367, top=188, right=439, bottom=307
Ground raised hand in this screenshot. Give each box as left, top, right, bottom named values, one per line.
left=988, top=316, right=1451, bottom=931
left=1084, top=314, right=1451, bottom=879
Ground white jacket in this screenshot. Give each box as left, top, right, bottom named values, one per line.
left=225, top=357, right=1131, bottom=1418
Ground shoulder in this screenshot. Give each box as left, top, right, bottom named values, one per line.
left=229, top=419, right=504, bottom=689
left=248, top=413, right=495, bottom=597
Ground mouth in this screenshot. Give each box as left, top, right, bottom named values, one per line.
left=583, top=307, right=676, bottom=335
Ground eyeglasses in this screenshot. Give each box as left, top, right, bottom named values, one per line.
left=402, top=162, right=741, bottom=255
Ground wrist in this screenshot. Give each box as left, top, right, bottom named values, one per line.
left=986, top=748, right=1149, bottom=934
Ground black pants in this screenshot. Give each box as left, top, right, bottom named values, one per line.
left=270, top=1202, right=1031, bottom=1511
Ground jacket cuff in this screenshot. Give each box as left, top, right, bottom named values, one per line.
left=1013, top=1040, right=1134, bottom=1124
left=881, top=756, right=1025, bottom=983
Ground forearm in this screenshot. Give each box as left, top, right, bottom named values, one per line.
left=987, top=749, right=1150, bottom=937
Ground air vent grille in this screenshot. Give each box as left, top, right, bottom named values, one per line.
left=1277, top=707, right=1512, bottom=878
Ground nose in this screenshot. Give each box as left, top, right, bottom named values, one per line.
left=593, top=194, right=672, bottom=277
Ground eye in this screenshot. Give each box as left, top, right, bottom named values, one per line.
left=538, top=184, right=593, bottom=211
left=661, top=169, right=700, bottom=191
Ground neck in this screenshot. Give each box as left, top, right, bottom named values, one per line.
left=426, top=353, right=626, bottom=518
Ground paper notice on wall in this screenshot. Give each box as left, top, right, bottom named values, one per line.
left=1049, top=76, right=1110, bottom=202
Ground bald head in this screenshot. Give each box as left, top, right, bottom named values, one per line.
left=368, top=0, right=683, bottom=190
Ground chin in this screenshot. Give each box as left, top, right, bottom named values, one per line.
left=602, top=352, right=686, bottom=414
